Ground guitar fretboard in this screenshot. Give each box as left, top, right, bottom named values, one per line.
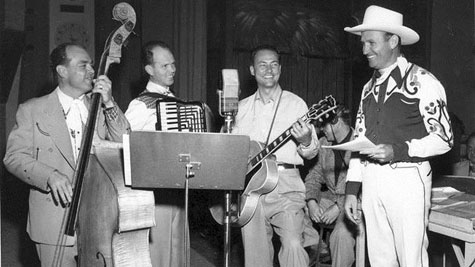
left=248, top=115, right=310, bottom=172
left=246, top=97, right=337, bottom=174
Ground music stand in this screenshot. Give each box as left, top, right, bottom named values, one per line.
left=125, top=131, right=250, bottom=266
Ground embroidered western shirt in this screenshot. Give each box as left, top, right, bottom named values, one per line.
left=346, top=57, right=453, bottom=195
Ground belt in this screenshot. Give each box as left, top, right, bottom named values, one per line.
left=277, top=163, right=299, bottom=169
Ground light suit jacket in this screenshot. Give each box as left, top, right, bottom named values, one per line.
left=3, top=89, right=130, bottom=245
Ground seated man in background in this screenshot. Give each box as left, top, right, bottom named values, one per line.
left=305, top=105, right=358, bottom=267
left=452, top=132, right=475, bottom=176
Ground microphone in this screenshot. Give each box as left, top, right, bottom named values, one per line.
left=218, top=69, right=239, bottom=117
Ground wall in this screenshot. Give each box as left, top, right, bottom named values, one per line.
left=431, top=0, right=475, bottom=134
left=207, top=0, right=353, bottom=123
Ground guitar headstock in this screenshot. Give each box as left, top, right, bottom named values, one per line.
left=307, top=95, right=338, bottom=124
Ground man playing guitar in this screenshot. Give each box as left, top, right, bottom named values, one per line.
left=232, top=45, right=320, bottom=267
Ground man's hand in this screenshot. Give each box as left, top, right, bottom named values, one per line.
left=344, top=194, right=361, bottom=224
left=290, top=119, right=312, bottom=146
left=320, top=204, right=340, bottom=225
left=92, top=75, right=114, bottom=108
left=47, top=170, right=73, bottom=207
left=307, top=199, right=323, bottom=223
left=360, top=144, right=394, bottom=163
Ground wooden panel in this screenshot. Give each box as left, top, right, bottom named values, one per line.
left=307, top=58, right=323, bottom=105
left=278, top=55, right=291, bottom=93
left=20, top=0, right=50, bottom=103
left=289, top=58, right=308, bottom=100
left=235, top=51, right=255, bottom=99
left=233, top=50, right=349, bottom=110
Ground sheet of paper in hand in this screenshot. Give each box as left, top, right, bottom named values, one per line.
left=322, top=135, right=377, bottom=152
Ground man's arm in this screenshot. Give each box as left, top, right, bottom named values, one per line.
left=345, top=88, right=366, bottom=195
left=90, top=75, right=130, bottom=141
left=402, top=77, right=453, bottom=159
left=304, top=155, right=324, bottom=203
left=344, top=194, right=360, bottom=225
left=293, top=119, right=320, bottom=159
left=3, top=103, right=73, bottom=205
left=4, top=103, right=53, bottom=190
left=101, top=102, right=131, bottom=141
left=305, top=150, right=327, bottom=222
left=125, top=99, right=150, bottom=131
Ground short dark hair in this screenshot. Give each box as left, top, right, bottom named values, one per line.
left=50, top=42, right=85, bottom=81
left=317, top=104, right=351, bottom=128
left=334, top=105, right=351, bottom=126
left=142, top=40, right=172, bottom=66
left=250, top=45, right=280, bottom=65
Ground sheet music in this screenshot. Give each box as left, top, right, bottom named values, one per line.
left=123, top=134, right=132, bottom=186
left=322, top=136, right=377, bottom=152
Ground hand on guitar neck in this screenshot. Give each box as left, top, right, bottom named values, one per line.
left=290, top=119, right=313, bottom=147
left=236, top=95, right=338, bottom=226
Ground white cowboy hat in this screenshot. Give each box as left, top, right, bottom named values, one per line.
left=344, top=5, right=419, bottom=45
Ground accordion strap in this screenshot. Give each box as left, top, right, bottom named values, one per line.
left=139, top=91, right=177, bottom=101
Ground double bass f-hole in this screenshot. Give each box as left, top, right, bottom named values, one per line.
left=52, top=3, right=136, bottom=267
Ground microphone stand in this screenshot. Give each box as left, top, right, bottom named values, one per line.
left=222, top=112, right=234, bottom=267
left=218, top=89, right=238, bottom=267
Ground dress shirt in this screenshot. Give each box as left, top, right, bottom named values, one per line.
left=57, top=87, right=88, bottom=161
left=232, top=86, right=319, bottom=165
left=125, top=81, right=173, bottom=131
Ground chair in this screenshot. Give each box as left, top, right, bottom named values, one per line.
left=314, top=223, right=333, bottom=267
left=313, top=216, right=366, bottom=267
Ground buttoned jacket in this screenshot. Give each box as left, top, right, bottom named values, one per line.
left=305, top=131, right=354, bottom=210
left=4, top=90, right=130, bottom=245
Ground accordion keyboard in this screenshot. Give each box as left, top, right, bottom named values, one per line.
left=157, top=101, right=207, bottom=132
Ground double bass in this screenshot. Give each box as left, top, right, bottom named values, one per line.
left=53, top=3, right=155, bottom=266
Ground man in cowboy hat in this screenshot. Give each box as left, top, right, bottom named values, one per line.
left=342, top=5, right=453, bottom=267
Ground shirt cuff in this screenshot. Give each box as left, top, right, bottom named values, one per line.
left=345, top=181, right=361, bottom=196
left=392, top=142, right=409, bottom=162
left=104, top=105, right=119, bottom=121
left=298, top=138, right=319, bottom=158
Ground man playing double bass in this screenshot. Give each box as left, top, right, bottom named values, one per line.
left=3, top=43, right=131, bottom=266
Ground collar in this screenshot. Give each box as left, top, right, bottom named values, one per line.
left=146, top=81, right=172, bottom=95
left=56, top=87, right=85, bottom=113
left=377, top=61, right=397, bottom=79
left=332, top=128, right=352, bottom=145
left=255, top=85, right=282, bottom=104
left=375, top=56, right=409, bottom=86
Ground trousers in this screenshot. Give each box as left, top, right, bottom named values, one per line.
left=361, top=161, right=431, bottom=267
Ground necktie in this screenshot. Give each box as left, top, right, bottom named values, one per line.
left=66, top=99, right=88, bottom=161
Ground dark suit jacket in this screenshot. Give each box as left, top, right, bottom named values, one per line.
left=3, top=89, right=130, bottom=245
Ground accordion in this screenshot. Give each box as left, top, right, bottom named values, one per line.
left=155, top=98, right=210, bottom=132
